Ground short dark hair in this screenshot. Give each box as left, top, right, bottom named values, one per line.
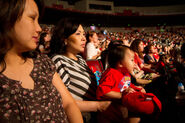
left=49, top=18, right=80, bottom=56
left=108, top=44, right=130, bottom=68
left=144, top=44, right=154, bottom=54
left=0, top=0, right=26, bottom=72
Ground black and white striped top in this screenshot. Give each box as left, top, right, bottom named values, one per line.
left=52, top=55, right=97, bottom=101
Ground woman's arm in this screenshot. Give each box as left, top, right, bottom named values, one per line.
left=52, top=73, right=83, bottom=123
left=75, top=100, right=111, bottom=112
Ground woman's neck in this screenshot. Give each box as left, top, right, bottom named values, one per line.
left=63, top=52, right=78, bottom=61
left=4, top=50, right=26, bottom=66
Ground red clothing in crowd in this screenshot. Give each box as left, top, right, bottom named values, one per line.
left=96, top=67, right=162, bottom=115
left=134, top=53, right=142, bottom=69
left=96, top=67, right=136, bottom=100
left=153, top=53, right=159, bottom=61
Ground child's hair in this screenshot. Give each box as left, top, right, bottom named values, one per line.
left=100, top=40, right=123, bottom=69
left=108, top=44, right=131, bottom=68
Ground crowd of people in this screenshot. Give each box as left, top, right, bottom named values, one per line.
left=0, top=0, right=185, bottom=123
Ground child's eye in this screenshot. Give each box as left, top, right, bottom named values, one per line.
left=76, top=33, right=80, bottom=35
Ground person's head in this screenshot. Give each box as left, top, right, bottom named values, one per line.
left=39, top=32, right=51, bottom=47
left=144, top=44, right=155, bottom=54
left=86, top=31, right=99, bottom=47
left=49, top=18, right=86, bottom=56
left=39, top=32, right=48, bottom=45
left=0, top=0, right=41, bottom=71
left=108, top=44, right=134, bottom=73
left=44, top=33, right=51, bottom=42
left=130, top=39, right=144, bottom=54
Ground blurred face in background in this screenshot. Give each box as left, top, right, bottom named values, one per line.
left=90, top=33, right=99, bottom=47
left=138, top=41, right=144, bottom=53
left=150, top=46, right=155, bottom=53
left=44, top=33, right=51, bottom=42
left=66, top=25, right=86, bottom=54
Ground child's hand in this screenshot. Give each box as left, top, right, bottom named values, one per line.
left=125, top=87, right=136, bottom=94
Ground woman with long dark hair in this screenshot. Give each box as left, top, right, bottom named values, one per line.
left=0, top=0, right=83, bottom=122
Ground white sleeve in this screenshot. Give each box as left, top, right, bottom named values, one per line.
left=86, top=43, right=96, bottom=60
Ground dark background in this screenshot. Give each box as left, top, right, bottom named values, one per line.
left=36, top=0, right=185, bottom=27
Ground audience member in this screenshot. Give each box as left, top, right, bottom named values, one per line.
left=0, top=0, right=83, bottom=122
left=97, top=44, right=161, bottom=123
left=49, top=18, right=128, bottom=123
left=85, top=31, right=101, bottom=60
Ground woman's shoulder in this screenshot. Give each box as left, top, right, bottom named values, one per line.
left=34, top=54, right=56, bottom=72
left=76, top=55, right=84, bottom=60
left=50, top=54, right=72, bottom=64
left=36, top=54, right=52, bottom=63
left=51, top=54, right=65, bottom=60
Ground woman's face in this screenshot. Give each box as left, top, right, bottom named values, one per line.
left=11, top=0, right=42, bottom=53
left=44, top=33, right=51, bottom=42
left=66, top=25, right=86, bottom=54
left=120, top=49, right=135, bottom=73
left=150, top=46, right=155, bottom=53
left=138, top=41, right=144, bottom=52
left=91, top=33, right=99, bottom=47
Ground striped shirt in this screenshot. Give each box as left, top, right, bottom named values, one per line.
left=52, top=54, right=97, bottom=101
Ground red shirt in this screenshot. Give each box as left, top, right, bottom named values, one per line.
left=96, top=68, right=135, bottom=100
left=134, top=53, right=142, bottom=69
left=153, top=53, right=159, bottom=61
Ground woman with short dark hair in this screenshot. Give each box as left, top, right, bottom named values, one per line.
left=49, top=18, right=127, bottom=123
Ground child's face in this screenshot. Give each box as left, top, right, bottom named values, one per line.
left=120, top=49, right=135, bottom=73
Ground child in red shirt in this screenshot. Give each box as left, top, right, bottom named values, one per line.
left=96, top=45, right=161, bottom=123
left=97, top=45, right=145, bottom=100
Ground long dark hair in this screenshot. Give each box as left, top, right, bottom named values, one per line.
left=0, top=0, right=39, bottom=73
left=49, top=18, right=80, bottom=56
left=130, top=39, right=143, bottom=58
left=0, top=0, right=26, bottom=73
